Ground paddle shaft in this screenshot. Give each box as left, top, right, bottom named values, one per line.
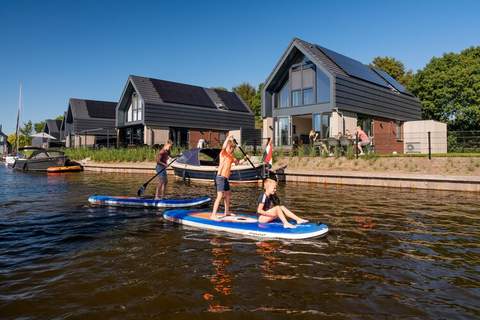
left=233, top=138, right=256, bottom=169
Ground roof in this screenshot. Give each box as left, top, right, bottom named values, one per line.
left=293, top=38, right=412, bottom=96
left=68, top=98, right=117, bottom=121
left=129, top=75, right=252, bottom=113
left=44, top=119, right=62, bottom=134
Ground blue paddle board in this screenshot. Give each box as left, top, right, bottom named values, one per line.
left=163, top=209, right=328, bottom=239
left=88, top=195, right=211, bottom=208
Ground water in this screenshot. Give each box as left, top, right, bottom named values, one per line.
left=0, top=165, right=479, bottom=319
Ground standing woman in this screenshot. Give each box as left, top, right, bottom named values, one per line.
left=155, top=139, right=173, bottom=199
left=211, top=135, right=240, bottom=220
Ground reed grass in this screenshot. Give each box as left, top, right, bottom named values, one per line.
left=64, top=146, right=185, bottom=162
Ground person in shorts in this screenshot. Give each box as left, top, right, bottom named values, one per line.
left=211, top=135, right=243, bottom=220
left=155, top=139, right=173, bottom=199
left=257, top=179, right=308, bottom=228
left=355, top=126, right=371, bottom=155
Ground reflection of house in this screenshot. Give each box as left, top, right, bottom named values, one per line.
left=262, top=38, right=422, bottom=154
left=0, top=125, right=10, bottom=156
left=64, top=98, right=117, bottom=148
left=42, top=119, right=63, bottom=148
left=116, top=75, right=255, bottom=147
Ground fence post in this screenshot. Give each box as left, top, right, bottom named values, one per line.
left=428, top=131, right=431, bottom=160
left=107, top=130, right=110, bottom=148
left=355, top=132, right=359, bottom=159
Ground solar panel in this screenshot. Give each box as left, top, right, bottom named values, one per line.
left=85, top=100, right=117, bottom=119
left=150, top=78, right=216, bottom=109
left=372, top=68, right=411, bottom=95
left=214, top=90, right=250, bottom=113
left=316, top=45, right=390, bottom=88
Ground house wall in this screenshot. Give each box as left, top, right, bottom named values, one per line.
left=335, top=75, right=422, bottom=121
left=263, top=118, right=274, bottom=142
left=372, top=117, right=403, bottom=154
left=330, top=111, right=357, bottom=137
left=74, top=134, right=96, bottom=147
left=143, top=103, right=254, bottom=131
left=189, top=129, right=226, bottom=148
left=144, top=126, right=169, bottom=146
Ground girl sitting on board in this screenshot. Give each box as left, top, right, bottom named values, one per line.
left=257, top=179, right=308, bottom=228
left=211, top=135, right=243, bottom=220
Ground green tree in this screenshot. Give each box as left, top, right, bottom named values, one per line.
left=55, top=114, right=64, bottom=121
left=34, top=120, right=46, bottom=133
left=409, top=46, right=480, bottom=130
left=233, top=82, right=256, bottom=107
left=370, top=56, right=414, bottom=87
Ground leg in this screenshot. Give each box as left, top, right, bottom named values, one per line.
left=211, top=191, right=224, bottom=219
left=224, top=190, right=232, bottom=216
left=155, top=177, right=165, bottom=199
left=161, top=180, right=167, bottom=198
left=265, top=206, right=295, bottom=228
left=357, top=142, right=364, bottom=154
left=280, top=206, right=308, bottom=224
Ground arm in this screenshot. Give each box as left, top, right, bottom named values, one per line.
left=257, top=202, right=276, bottom=217
left=222, top=135, right=234, bottom=150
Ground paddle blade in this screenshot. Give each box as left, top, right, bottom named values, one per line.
left=137, top=185, right=146, bottom=197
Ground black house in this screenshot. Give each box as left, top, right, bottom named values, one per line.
left=262, top=38, right=422, bottom=153
left=64, top=98, right=117, bottom=148
left=115, top=75, right=255, bottom=147
left=42, top=119, right=63, bottom=147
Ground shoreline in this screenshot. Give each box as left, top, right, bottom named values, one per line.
left=80, top=160, right=480, bottom=192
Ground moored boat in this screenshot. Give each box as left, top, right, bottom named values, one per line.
left=171, top=148, right=265, bottom=183
left=12, top=147, right=71, bottom=172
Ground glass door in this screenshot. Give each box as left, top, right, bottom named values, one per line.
left=275, top=117, right=291, bottom=146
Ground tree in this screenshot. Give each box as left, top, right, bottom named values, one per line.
left=233, top=82, right=256, bottom=107
left=232, top=82, right=263, bottom=127
left=55, top=114, right=64, bottom=121
left=34, top=120, right=46, bottom=133
left=409, top=46, right=480, bottom=130
left=370, top=56, right=414, bottom=87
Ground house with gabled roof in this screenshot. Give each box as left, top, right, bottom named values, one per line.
left=0, top=125, right=10, bottom=156
left=64, top=98, right=117, bottom=148
left=115, top=75, right=255, bottom=147
left=42, top=119, right=63, bottom=147
left=262, top=38, right=422, bottom=153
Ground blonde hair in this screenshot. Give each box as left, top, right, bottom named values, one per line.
left=165, top=139, right=173, bottom=145
left=225, top=139, right=236, bottom=149
left=263, top=178, right=277, bottom=189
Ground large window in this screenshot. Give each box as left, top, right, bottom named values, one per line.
left=126, top=92, right=143, bottom=123
left=275, top=117, right=290, bottom=146
left=279, top=81, right=289, bottom=108
left=313, top=113, right=330, bottom=139
left=316, top=69, right=330, bottom=103
left=303, top=88, right=314, bottom=105
left=291, top=90, right=302, bottom=107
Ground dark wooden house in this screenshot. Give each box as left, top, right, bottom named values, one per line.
left=42, top=119, right=63, bottom=147
left=116, top=75, right=255, bottom=147
left=64, top=98, right=117, bottom=148
left=262, top=38, right=422, bottom=153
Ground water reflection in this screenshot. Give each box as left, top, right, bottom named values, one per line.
left=256, top=241, right=283, bottom=280
left=203, top=237, right=233, bottom=313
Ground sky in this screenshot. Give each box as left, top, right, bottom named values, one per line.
left=1, top=0, right=479, bottom=134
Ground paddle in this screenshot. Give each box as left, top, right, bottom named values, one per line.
left=136, top=157, right=179, bottom=197
left=232, top=138, right=256, bottom=169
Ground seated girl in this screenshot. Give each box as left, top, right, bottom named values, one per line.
left=257, top=179, right=308, bottom=228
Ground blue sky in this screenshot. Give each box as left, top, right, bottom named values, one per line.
left=1, top=0, right=479, bottom=133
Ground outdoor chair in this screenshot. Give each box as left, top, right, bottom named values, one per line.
left=326, top=137, right=340, bottom=156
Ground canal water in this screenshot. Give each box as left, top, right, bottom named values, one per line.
left=0, top=165, right=479, bottom=319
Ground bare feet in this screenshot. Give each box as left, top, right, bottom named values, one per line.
left=297, top=218, right=309, bottom=224
left=283, top=222, right=296, bottom=229
left=210, top=214, right=224, bottom=221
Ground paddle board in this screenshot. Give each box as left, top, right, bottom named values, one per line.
left=88, top=195, right=211, bottom=208
left=163, top=209, right=328, bottom=239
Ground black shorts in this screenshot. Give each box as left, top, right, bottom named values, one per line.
left=215, top=175, right=230, bottom=192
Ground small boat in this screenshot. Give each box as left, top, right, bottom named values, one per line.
left=163, top=209, right=329, bottom=239
left=47, top=165, right=83, bottom=173
left=12, top=147, right=70, bottom=172
left=5, top=155, right=21, bottom=166
left=171, top=148, right=265, bottom=183
left=88, top=195, right=211, bottom=208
